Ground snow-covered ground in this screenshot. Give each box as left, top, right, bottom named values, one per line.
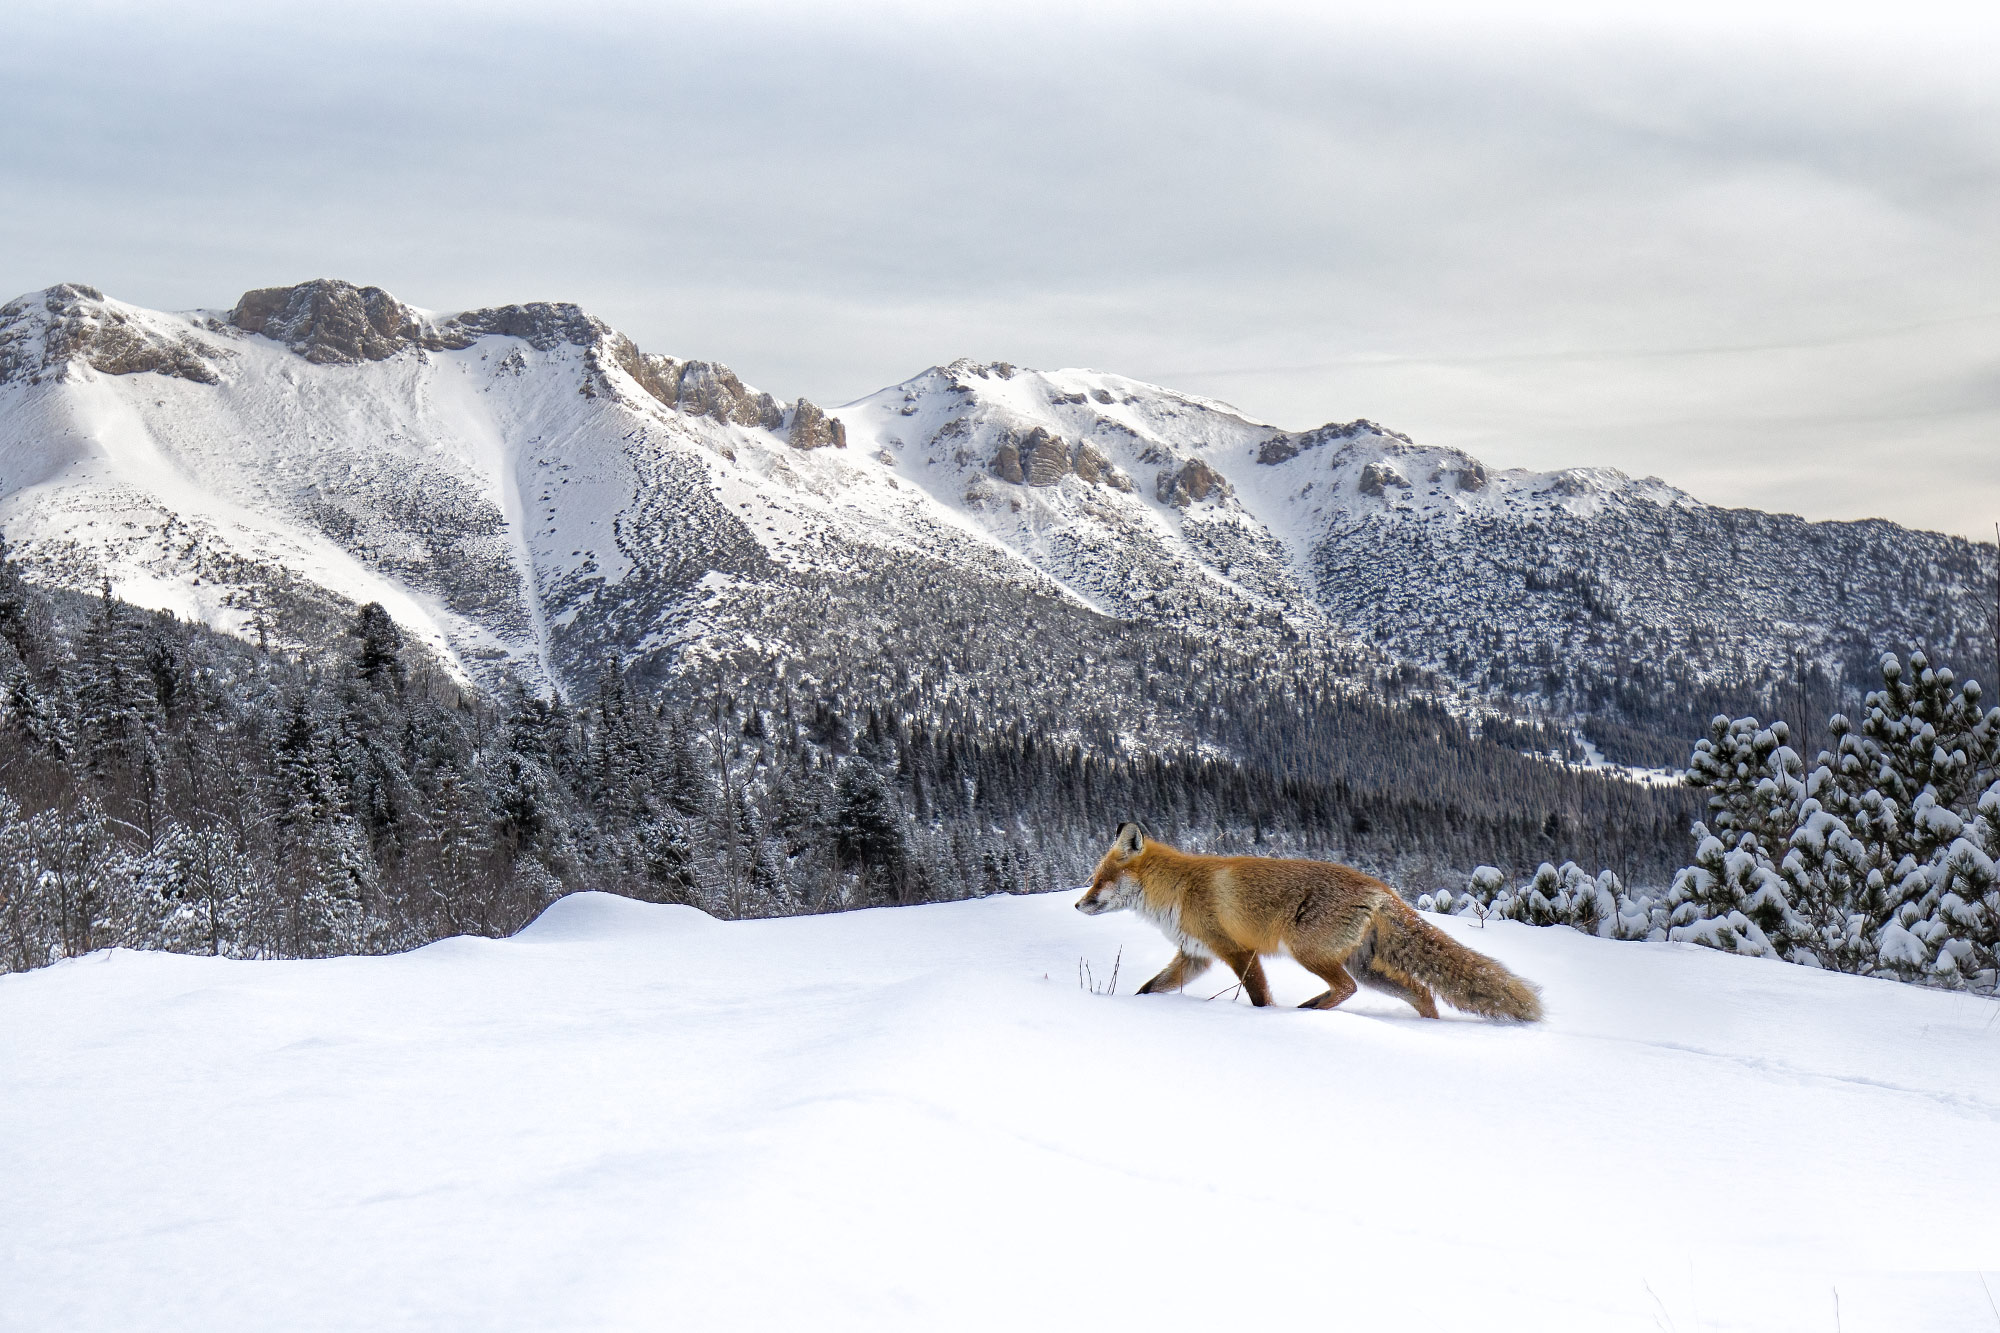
left=5, top=891, right=1999, bottom=1331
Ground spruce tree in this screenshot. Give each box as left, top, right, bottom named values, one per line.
left=0, top=531, right=37, bottom=665
left=352, top=603, right=406, bottom=691
left=833, top=758, right=908, bottom=902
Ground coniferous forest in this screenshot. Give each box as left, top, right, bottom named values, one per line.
left=0, top=534, right=1698, bottom=973
left=1434, top=649, right=2000, bottom=992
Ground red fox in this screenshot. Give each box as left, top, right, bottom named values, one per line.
left=1075, top=823, right=1543, bottom=1022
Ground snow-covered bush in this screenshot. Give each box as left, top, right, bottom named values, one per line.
left=1446, top=861, right=1663, bottom=942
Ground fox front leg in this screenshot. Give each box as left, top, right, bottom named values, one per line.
left=1136, top=950, right=1212, bottom=995
left=1218, top=949, right=1274, bottom=1007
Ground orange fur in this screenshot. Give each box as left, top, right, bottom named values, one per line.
left=1075, top=823, right=1542, bottom=1022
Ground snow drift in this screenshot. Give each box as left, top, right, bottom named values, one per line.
left=5, top=890, right=1999, bottom=1331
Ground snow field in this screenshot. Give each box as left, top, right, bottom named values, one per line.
left=4, top=891, right=2000, bottom=1331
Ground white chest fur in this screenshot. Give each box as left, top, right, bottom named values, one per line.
left=1134, top=892, right=1211, bottom=958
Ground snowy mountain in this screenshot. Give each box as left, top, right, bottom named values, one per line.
left=0, top=279, right=870, bottom=694
left=7, top=889, right=1998, bottom=1331
left=2, top=279, right=1991, bottom=759
left=842, top=358, right=1997, bottom=756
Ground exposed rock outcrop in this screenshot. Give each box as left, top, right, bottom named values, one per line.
left=224, top=282, right=820, bottom=438
left=1157, top=458, right=1228, bottom=507
left=1017, top=427, right=1072, bottom=486
left=451, top=301, right=602, bottom=352
left=0, top=284, right=224, bottom=385
left=986, top=427, right=1083, bottom=486
left=786, top=398, right=845, bottom=449
left=989, top=442, right=1024, bottom=483
left=1358, top=461, right=1408, bottom=497
left=1071, top=442, right=1110, bottom=484
left=1256, top=418, right=1410, bottom=465
left=230, top=279, right=463, bottom=364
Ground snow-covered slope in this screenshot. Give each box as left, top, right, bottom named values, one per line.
left=840, top=359, right=1997, bottom=717
left=0, top=281, right=976, bottom=691
left=3, top=280, right=1991, bottom=739
left=838, top=359, right=1313, bottom=623
left=1, top=284, right=1370, bottom=738
left=5, top=890, right=1998, bottom=1331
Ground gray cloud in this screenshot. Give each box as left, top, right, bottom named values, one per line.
left=3, top=1, right=1995, bottom=536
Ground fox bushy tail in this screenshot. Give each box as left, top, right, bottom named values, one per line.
left=1374, top=906, right=1544, bottom=1022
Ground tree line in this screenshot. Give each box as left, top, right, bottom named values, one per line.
left=0, top=533, right=1698, bottom=972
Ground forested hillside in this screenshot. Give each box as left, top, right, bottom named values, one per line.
left=0, top=538, right=1691, bottom=971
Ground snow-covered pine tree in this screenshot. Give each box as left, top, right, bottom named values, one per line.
left=14, top=795, right=134, bottom=962
left=1664, top=829, right=1790, bottom=958
left=1762, top=793, right=1873, bottom=971
left=351, top=602, right=406, bottom=692
left=1827, top=653, right=1999, bottom=843
left=637, top=812, right=701, bottom=904
left=0, top=545, right=72, bottom=764
left=1920, top=779, right=2000, bottom=987
left=1685, top=715, right=1805, bottom=847
left=76, top=580, right=163, bottom=802
left=1815, top=652, right=2000, bottom=978
left=1448, top=861, right=1661, bottom=939
left=1664, top=714, right=1824, bottom=957
left=0, top=792, right=47, bottom=969
left=133, top=823, right=260, bottom=957
left=660, top=708, right=714, bottom=819
left=833, top=757, right=909, bottom=904
left=0, top=531, right=56, bottom=674
left=271, top=692, right=372, bottom=956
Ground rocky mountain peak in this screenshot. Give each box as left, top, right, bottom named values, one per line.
left=229, top=279, right=446, bottom=365
left=1255, top=418, right=1410, bottom=466
left=0, top=283, right=224, bottom=386
left=450, top=301, right=606, bottom=353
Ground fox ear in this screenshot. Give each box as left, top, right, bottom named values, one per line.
left=1114, top=821, right=1145, bottom=856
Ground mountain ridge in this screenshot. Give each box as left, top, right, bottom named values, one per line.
left=1, top=278, right=1993, bottom=767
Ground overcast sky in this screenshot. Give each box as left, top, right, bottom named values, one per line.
left=3, top=1, right=1995, bottom=538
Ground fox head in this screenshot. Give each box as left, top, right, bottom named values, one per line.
left=1075, top=822, right=1148, bottom=915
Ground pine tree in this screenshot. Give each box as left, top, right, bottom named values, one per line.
left=1812, top=652, right=2000, bottom=976
left=77, top=579, right=160, bottom=789
left=832, top=758, right=908, bottom=903
left=1685, top=715, right=1804, bottom=847
left=352, top=602, right=406, bottom=691
left=0, top=530, right=39, bottom=666
left=0, top=792, right=46, bottom=970
left=1665, top=829, right=1787, bottom=958
left=1922, top=779, right=2000, bottom=986
left=1820, top=652, right=2000, bottom=883
left=638, top=813, right=700, bottom=904
left=1765, top=797, right=1873, bottom=971
left=271, top=692, right=372, bottom=954
left=135, top=824, right=258, bottom=957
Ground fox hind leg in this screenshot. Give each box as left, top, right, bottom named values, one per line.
left=1355, top=961, right=1441, bottom=1019
left=1292, top=952, right=1359, bottom=1010
left=1136, top=950, right=1212, bottom=996
left=1288, top=910, right=1371, bottom=1011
